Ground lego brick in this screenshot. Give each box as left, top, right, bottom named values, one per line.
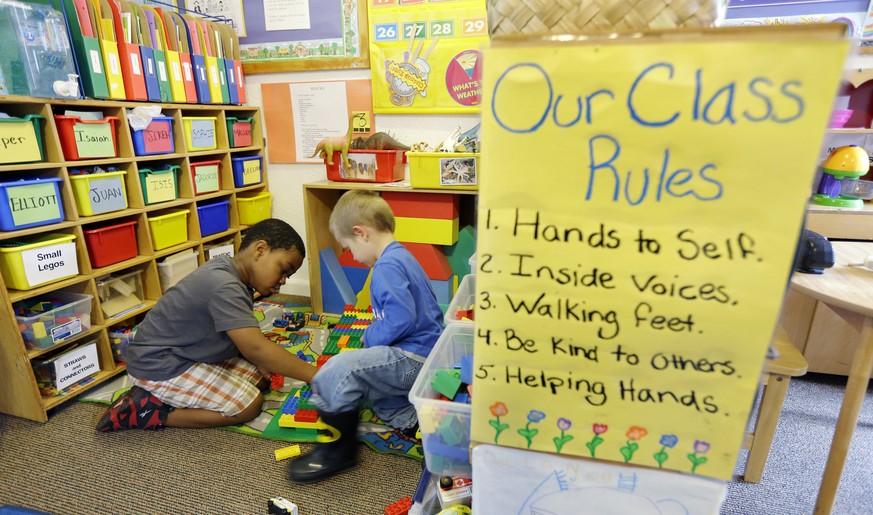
left=444, top=225, right=476, bottom=279
left=320, top=247, right=357, bottom=314
left=382, top=191, right=459, bottom=220
left=403, top=243, right=454, bottom=280
left=395, top=217, right=459, bottom=245
left=460, top=354, right=474, bottom=385
left=384, top=495, right=412, bottom=515
left=274, top=444, right=301, bottom=461
left=432, top=369, right=462, bottom=400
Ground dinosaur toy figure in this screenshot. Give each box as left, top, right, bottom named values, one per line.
left=350, top=132, right=411, bottom=151
left=308, top=113, right=366, bottom=169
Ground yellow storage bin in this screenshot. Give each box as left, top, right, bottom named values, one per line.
left=0, top=233, right=78, bottom=290
left=69, top=171, right=128, bottom=216
left=408, top=152, right=479, bottom=191
left=236, top=191, right=271, bottom=225
left=182, top=116, right=217, bottom=151
left=147, top=209, right=189, bottom=250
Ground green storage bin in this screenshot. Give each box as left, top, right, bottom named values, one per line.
left=138, top=165, right=180, bottom=205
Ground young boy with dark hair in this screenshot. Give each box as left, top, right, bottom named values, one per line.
left=288, top=190, right=443, bottom=482
left=97, top=218, right=316, bottom=432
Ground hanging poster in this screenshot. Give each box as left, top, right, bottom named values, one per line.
left=368, top=0, right=488, bottom=114
left=472, top=24, right=848, bottom=480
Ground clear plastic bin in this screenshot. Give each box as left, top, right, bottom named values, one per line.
left=32, top=339, right=100, bottom=396
left=445, top=274, right=475, bottom=324
left=157, top=249, right=198, bottom=292
left=14, top=291, right=92, bottom=350
left=409, top=323, right=473, bottom=477
left=96, top=269, right=145, bottom=319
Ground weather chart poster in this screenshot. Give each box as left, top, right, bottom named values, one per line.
left=368, top=0, right=488, bottom=113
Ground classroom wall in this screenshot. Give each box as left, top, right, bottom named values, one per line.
left=244, top=69, right=479, bottom=296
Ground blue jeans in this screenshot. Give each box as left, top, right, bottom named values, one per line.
left=311, top=346, right=423, bottom=430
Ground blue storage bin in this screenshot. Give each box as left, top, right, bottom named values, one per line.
left=231, top=156, right=263, bottom=187
left=131, top=116, right=175, bottom=156
left=0, top=177, right=65, bottom=231
left=197, top=199, right=230, bottom=237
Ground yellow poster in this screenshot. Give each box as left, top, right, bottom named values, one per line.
left=472, top=25, right=847, bottom=480
left=368, top=0, right=488, bottom=113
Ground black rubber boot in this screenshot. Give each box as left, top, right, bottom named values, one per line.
left=288, top=409, right=359, bottom=483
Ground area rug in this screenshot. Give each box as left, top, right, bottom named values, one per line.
left=82, top=302, right=423, bottom=461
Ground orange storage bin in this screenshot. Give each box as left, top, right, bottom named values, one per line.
left=325, top=150, right=403, bottom=183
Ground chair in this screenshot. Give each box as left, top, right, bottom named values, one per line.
left=740, top=325, right=808, bottom=483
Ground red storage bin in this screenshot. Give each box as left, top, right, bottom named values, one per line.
left=54, top=115, right=120, bottom=161
left=83, top=220, right=138, bottom=268
left=325, top=149, right=403, bottom=183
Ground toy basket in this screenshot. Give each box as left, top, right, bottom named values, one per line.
left=487, top=0, right=725, bottom=35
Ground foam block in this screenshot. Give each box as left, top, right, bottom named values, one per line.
left=338, top=249, right=367, bottom=268
left=355, top=269, right=373, bottom=309
left=444, top=225, right=476, bottom=278
left=382, top=191, right=459, bottom=220
left=429, top=277, right=454, bottom=305
left=320, top=247, right=357, bottom=314
left=342, top=265, right=370, bottom=293
left=403, top=242, right=453, bottom=280
left=395, top=217, right=458, bottom=245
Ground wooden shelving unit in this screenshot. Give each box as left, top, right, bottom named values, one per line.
left=302, top=181, right=478, bottom=315
left=0, top=94, right=268, bottom=422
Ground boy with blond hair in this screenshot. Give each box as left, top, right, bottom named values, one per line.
left=289, top=190, right=443, bottom=482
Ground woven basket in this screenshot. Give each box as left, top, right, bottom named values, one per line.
left=487, top=0, right=726, bottom=36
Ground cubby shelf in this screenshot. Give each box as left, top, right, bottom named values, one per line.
left=0, top=94, right=270, bottom=422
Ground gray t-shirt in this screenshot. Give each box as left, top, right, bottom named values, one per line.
left=126, top=255, right=259, bottom=381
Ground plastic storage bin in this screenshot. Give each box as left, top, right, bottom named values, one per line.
left=231, top=155, right=263, bottom=187
left=32, top=339, right=100, bottom=395
left=325, top=150, right=404, bottom=183
left=96, top=269, right=145, bottom=318
left=0, top=114, right=45, bottom=164
left=226, top=116, right=253, bottom=147
left=409, top=323, right=473, bottom=477
left=147, top=209, right=189, bottom=250
left=204, top=239, right=234, bottom=261
left=138, top=165, right=180, bottom=205
left=0, top=177, right=64, bottom=231
left=109, top=324, right=137, bottom=362
left=69, top=170, right=127, bottom=216
left=0, top=233, right=78, bottom=290
left=182, top=116, right=217, bottom=151
left=0, top=1, right=78, bottom=99
left=197, top=199, right=230, bottom=237
left=408, top=152, right=479, bottom=190
left=132, top=115, right=175, bottom=156
left=54, top=115, right=120, bottom=160
left=157, top=249, right=198, bottom=292
left=236, top=191, right=271, bottom=225
left=190, top=160, right=221, bottom=195
left=14, top=291, right=93, bottom=350
left=83, top=220, right=138, bottom=268
left=445, top=274, right=475, bottom=324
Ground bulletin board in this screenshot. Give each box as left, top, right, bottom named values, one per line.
left=239, top=0, right=369, bottom=74
left=472, top=24, right=848, bottom=480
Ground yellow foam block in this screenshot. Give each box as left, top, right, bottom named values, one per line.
left=395, top=217, right=459, bottom=245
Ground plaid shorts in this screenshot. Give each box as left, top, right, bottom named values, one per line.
left=131, top=357, right=264, bottom=417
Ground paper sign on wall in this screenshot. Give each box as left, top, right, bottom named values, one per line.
left=472, top=25, right=848, bottom=480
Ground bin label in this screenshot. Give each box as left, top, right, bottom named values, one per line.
left=73, top=122, right=115, bottom=158
left=232, top=122, right=252, bottom=147
left=190, top=120, right=215, bottom=149
left=88, top=175, right=126, bottom=214
left=51, top=317, right=83, bottom=343
left=22, top=241, right=77, bottom=287
left=194, top=164, right=219, bottom=192
left=8, top=182, right=61, bottom=227
left=242, top=159, right=261, bottom=185
left=0, top=121, right=41, bottom=163
left=54, top=342, right=98, bottom=391
left=144, top=172, right=177, bottom=203
left=89, top=50, right=102, bottom=73
left=158, top=60, right=167, bottom=82
left=143, top=121, right=174, bottom=153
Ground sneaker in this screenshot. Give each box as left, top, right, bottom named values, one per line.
left=399, top=423, right=420, bottom=440
left=96, top=386, right=174, bottom=432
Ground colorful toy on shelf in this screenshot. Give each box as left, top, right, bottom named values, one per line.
left=813, top=145, right=873, bottom=209
left=308, top=113, right=365, bottom=168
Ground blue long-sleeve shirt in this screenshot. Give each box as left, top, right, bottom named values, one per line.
left=364, top=241, right=443, bottom=358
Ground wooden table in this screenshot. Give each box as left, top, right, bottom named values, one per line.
left=789, top=241, right=873, bottom=514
